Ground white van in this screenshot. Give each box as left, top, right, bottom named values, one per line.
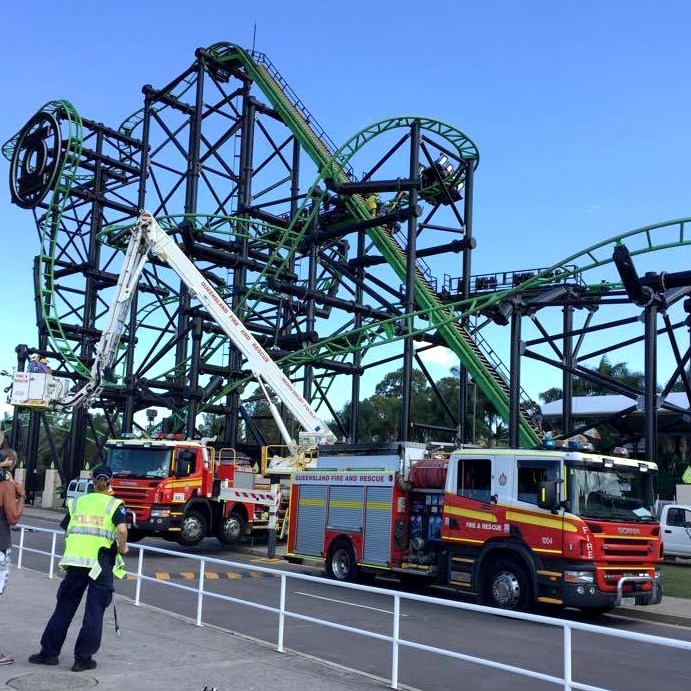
left=65, top=477, right=94, bottom=502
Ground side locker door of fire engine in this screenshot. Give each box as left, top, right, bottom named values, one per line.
left=362, top=486, right=394, bottom=567
left=327, top=486, right=364, bottom=535
left=327, top=484, right=394, bottom=566
left=326, top=482, right=393, bottom=566
left=294, top=485, right=328, bottom=556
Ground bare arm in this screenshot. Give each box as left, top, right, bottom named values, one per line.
left=116, top=523, right=128, bottom=555
left=1, top=481, right=25, bottom=525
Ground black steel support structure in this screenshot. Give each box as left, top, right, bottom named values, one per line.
left=509, top=306, right=522, bottom=449
left=644, top=303, right=659, bottom=459
left=7, top=47, right=478, bottom=475
left=401, top=122, right=421, bottom=441
left=562, top=304, right=574, bottom=436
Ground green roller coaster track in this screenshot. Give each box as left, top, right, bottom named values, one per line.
left=210, top=43, right=540, bottom=447
left=6, top=42, right=691, bottom=448
left=3, top=100, right=89, bottom=379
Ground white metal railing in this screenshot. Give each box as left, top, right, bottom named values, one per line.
left=13, top=523, right=691, bottom=691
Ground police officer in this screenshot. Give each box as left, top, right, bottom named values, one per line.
left=29, top=464, right=128, bottom=672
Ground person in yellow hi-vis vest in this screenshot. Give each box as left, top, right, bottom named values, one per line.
left=29, top=465, right=128, bottom=673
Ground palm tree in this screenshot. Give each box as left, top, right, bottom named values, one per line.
left=539, top=356, right=645, bottom=403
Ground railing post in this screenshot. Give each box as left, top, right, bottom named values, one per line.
left=563, top=624, right=573, bottom=690
left=196, top=559, right=206, bottom=626
left=277, top=573, right=286, bottom=652
left=135, top=547, right=144, bottom=605
left=267, top=490, right=278, bottom=559
left=49, top=532, right=57, bottom=579
left=391, top=594, right=400, bottom=689
left=17, top=526, right=25, bottom=570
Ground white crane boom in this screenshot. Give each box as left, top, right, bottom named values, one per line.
left=56, top=211, right=336, bottom=444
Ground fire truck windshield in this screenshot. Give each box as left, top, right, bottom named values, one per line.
left=567, top=464, right=656, bottom=521
left=107, top=446, right=172, bottom=479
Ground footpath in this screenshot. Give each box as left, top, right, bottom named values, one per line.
left=0, top=568, right=383, bottom=691
left=1, top=506, right=690, bottom=691
left=0, top=507, right=384, bottom=691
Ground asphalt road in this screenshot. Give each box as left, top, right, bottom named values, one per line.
left=16, top=515, right=691, bottom=691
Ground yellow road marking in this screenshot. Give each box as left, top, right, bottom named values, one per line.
left=250, top=557, right=280, bottom=563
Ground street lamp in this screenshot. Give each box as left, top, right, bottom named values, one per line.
left=146, top=408, right=158, bottom=432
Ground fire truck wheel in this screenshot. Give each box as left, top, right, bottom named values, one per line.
left=481, top=558, right=532, bottom=611
left=217, top=512, right=245, bottom=545
left=178, top=511, right=208, bottom=546
left=326, top=539, right=358, bottom=581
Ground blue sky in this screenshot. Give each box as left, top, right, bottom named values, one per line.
left=1, top=0, right=690, bottom=413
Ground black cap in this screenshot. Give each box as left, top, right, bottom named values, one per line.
left=92, top=464, right=113, bottom=481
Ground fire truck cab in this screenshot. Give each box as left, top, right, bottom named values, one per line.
left=107, top=435, right=275, bottom=546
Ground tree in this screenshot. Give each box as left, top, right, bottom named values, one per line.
left=540, top=387, right=562, bottom=404
left=539, top=356, right=645, bottom=403
left=375, top=368, right=428, bottom=397
left=335, top=367, right=504, bottom=445
left=669, top=366, right=691, bottom=393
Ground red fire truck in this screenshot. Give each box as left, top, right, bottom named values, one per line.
left=105, top=434, right=279, bottom=546
left=286, top=442, right=663, bottom=613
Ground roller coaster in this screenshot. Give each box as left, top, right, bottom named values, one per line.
left=3, top=42, right=691, bottom=489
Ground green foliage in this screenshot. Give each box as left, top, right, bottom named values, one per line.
left=6, top=355, right=667, bottom=464
left=540, top=387, right=562, bottom=404
left=660, top=562, right=691, bottom=598
left=197, top=412, right=224, bottom=438
left=539, top=356, right=645, bottom=403
left=9, top=409, right=113, bottom=472
left=669, top=366, right=691, bottom=393
left=334, top=367, right=504, bottom=445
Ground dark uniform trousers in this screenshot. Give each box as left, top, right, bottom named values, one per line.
left=40, top=552, right=114, bottom=662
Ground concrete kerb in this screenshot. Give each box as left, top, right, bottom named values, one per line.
left=610, top=607, right=691, bottom=628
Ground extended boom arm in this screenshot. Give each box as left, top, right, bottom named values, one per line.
left=63, top=211, right=336, bottom=444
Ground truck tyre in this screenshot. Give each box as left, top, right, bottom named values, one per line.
left=481, top=558, right=532, bottom=611
left=178, top=511, right=207, bottom=547
left=216, top=511, right=245, bottom=545
left=325, top=539, right=358, bottom=581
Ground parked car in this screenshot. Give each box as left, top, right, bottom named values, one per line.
left=65, top=477, right=94, bottom=503
left=657, top=502, right=691, bottom=559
